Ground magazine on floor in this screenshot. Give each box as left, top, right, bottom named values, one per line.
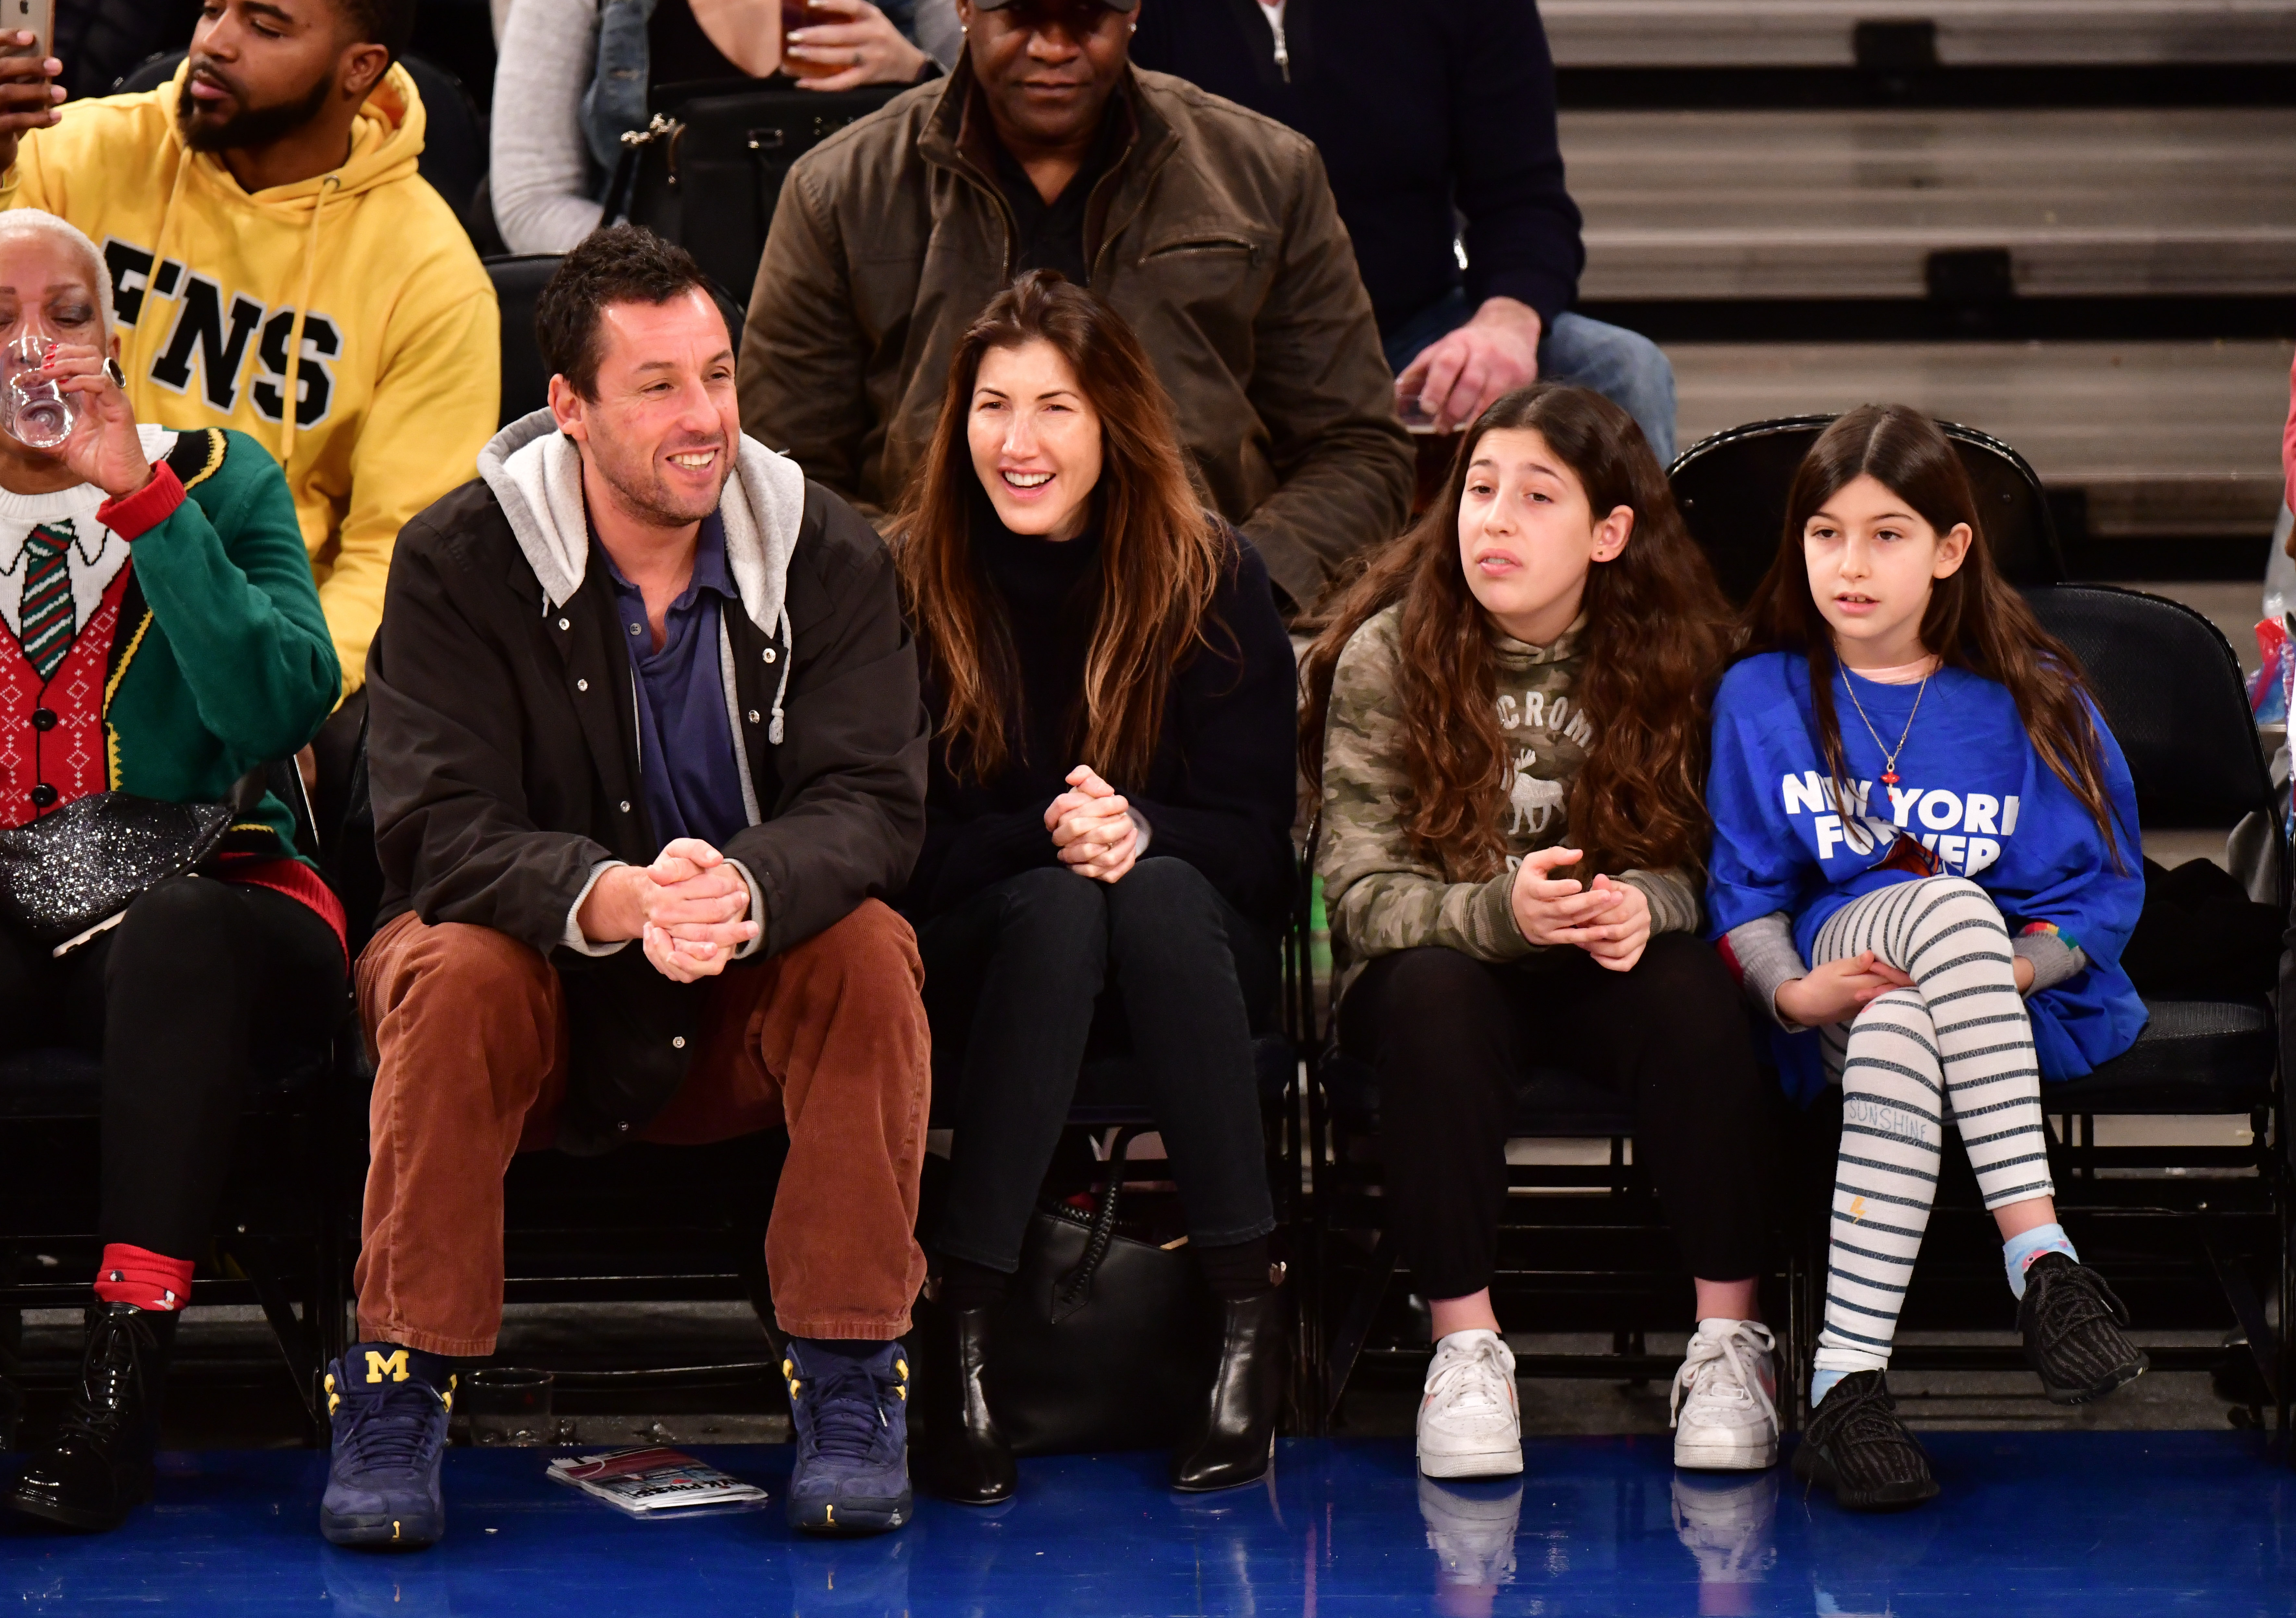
left=546, top=1447, right=769, bottom=1517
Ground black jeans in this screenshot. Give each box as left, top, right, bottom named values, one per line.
left=0, top=876, right=344, bottom=1258
left=917, top=858, right=1277, bottom=1272
left=1338, top=934, right=1773, bottom=1300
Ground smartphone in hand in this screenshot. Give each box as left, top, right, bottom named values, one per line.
left=1, top=0, right=52, bottom=62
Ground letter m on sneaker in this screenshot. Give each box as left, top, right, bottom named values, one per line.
left=365, top=1348, right=411, bottom=1384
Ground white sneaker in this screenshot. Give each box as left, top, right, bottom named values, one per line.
left=1670, top=1318, right=1779, bottom=1470
left=1417, top=1329, right=1523, bottom=1478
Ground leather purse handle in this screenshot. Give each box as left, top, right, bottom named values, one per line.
left=1050, top=1125, right=1139, bottom=1325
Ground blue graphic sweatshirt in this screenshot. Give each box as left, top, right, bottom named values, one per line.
left=1704, top=651, right=2148, bottom=1102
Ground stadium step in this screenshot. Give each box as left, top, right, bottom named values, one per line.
left=1669, top=338, right=2294, bottom=540
left=1542, top=0, right=2296, bottom=67
left=1562, top=107, right=2296, bottom=302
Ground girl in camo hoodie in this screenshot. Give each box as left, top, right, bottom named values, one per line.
left=1301, top=384, right=1777, bottom=1485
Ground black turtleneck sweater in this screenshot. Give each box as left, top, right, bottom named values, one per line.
left=901, top=510, right=1299, bottom=928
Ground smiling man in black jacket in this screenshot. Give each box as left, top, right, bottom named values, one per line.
left=328, top=228, right=931, bottom=1552
left=1130, top=0, right=1676, bottom=459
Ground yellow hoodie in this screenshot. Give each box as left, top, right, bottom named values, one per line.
left=1, top=63, right=500, bottom=691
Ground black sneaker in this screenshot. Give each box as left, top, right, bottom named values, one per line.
left=320, top=1344, right=452, bottom=1550
left=1791, top=1371, right=1939, bottom=1512
left=2018, top=1252, right=2148, bottom=1405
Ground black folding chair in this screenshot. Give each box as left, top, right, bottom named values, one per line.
left=0, top=761, right=355, bottom=1448
left=1669, top=414, right=2067, bottom=605
left=2021, top=584, right=2289, bottom=1439
left=484, top=253, right=561, bottom=429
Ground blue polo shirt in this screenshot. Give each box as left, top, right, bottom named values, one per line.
left=600, top=514, right=750, bottom=853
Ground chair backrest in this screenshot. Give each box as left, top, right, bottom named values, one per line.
left=1669, top=414, right=2067, bottom=606
left=2025, top=583, right=2277, bottom=836
left=116, top=51, right=482, bottom=217
left=486, top=253, right=562, bottom=427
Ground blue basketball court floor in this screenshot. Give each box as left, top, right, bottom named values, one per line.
left=4, top=1432, right=2292, bottom=1614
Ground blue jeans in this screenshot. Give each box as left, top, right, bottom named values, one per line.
left=1383, top=289, right=1678, bottom=465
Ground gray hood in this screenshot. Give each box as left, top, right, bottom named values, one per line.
left=475, top=407, right=808, bottom=634
left=475, top=407, right=808, bottom=748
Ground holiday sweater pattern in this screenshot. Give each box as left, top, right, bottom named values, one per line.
left=0, top=428, right=342, bottom=946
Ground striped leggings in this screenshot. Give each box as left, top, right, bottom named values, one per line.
left=1811, top=876, right=2054, bottom=1376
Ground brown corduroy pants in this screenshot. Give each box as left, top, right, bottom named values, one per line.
left=352, top=900, right=930, bottom=1356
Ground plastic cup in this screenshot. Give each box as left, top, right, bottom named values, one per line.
left=462, top=1367, right=554, bottom=1446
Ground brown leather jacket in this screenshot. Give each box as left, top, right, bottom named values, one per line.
left=736, top=60, right=1415, bottom=611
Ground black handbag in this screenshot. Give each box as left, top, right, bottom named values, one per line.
left=604, top=81, right=906, bottom=304
left=0, top=772, right=261, bottom=951
left=982, top=1129, right=1220, bottom=1456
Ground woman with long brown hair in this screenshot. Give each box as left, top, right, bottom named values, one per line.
left=891, top=272, right=1297, bottom=1502
left=1706, top=405, right=2147, bottom=1512
left=1302, top=384, right=1779, bottom=1482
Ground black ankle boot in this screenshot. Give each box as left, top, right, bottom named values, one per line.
left=6, top=1303, right=176, bottom=1531
left=1172, top=1277, right=1290, bottom=1492
left=912, top=1294, right=1016, bottom=1505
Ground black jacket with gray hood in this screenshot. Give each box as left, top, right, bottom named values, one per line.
left=366, top=408, right=928, bottom=1153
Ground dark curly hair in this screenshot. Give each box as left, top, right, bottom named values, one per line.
left=534, top=226, right=723, bottom=402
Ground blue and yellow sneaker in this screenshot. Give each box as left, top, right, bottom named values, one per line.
left=783, top=1340, right=913, bottom=1536
left=320, top=1343, right=453, bottom=1550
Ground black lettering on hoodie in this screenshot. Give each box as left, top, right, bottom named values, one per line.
left=149, top=273, right=265, bottom=411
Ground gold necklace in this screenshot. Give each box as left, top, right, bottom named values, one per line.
left=1839, top=661, right=1932, bottom=787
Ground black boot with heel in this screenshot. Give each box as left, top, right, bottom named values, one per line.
left=6, top=1302, right=177, bottom=1532
left=1171, top=1267, right=1290, bottom=1492
left=912, top=1292, right=1017, bottom=1505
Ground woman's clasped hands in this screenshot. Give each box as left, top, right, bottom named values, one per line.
left=1045, top=764, right=1139, bottom=884
left=1509, top=844, right=1651, bottom=972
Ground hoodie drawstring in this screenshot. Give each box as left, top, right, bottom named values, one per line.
left=768, top=605, right=791, bottom=745
left=129, top=149, right=194, bottom=400
left=276, top=174, right=338, bottom=469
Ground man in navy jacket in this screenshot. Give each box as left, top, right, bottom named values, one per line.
left=1130, top=0, right=1676, bottom=459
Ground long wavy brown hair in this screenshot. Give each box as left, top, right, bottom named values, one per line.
left=1739, top=404, right=2126, bottom=856
left=890, top=272, right=1229, bottom=789
left=1301, top=385, right=1733, bottom=882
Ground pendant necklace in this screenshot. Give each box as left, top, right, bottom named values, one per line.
left=1840, top=661, right=1932, bottom=787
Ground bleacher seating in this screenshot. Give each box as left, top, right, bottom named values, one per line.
left=1541, top=0, right=2296, bottom=68
left=1551, top=11, right=2294, bottom=569
left=1565, top=108, right=2296, bottom=302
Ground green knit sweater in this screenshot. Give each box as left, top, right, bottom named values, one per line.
left=97, top=427, right=341, bottom=867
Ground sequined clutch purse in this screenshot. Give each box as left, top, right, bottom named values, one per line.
left=0, top=791, right=240, bottom=952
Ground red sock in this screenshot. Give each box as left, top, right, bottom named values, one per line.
left=93, top=1244, right=195, bottom=1311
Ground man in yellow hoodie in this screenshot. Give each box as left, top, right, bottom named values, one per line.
left=0, top=0, right=499, bottom=696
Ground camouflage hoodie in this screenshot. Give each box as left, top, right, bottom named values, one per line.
left=1314, top=604, right=1703, bottom=1003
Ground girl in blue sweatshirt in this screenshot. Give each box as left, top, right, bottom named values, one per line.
left=1704, top=405, right=2148, bottom=1511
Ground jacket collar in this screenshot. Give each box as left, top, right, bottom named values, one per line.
left=917, top=57, right=1183, bottom=261
left=476, top=408, right=806, bottom=638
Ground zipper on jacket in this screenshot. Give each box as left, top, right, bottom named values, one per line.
left=1264, top=4, right=1291, bottom=80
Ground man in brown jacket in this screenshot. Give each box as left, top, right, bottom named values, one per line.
left=737, top=0, right=1413, bottom=614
